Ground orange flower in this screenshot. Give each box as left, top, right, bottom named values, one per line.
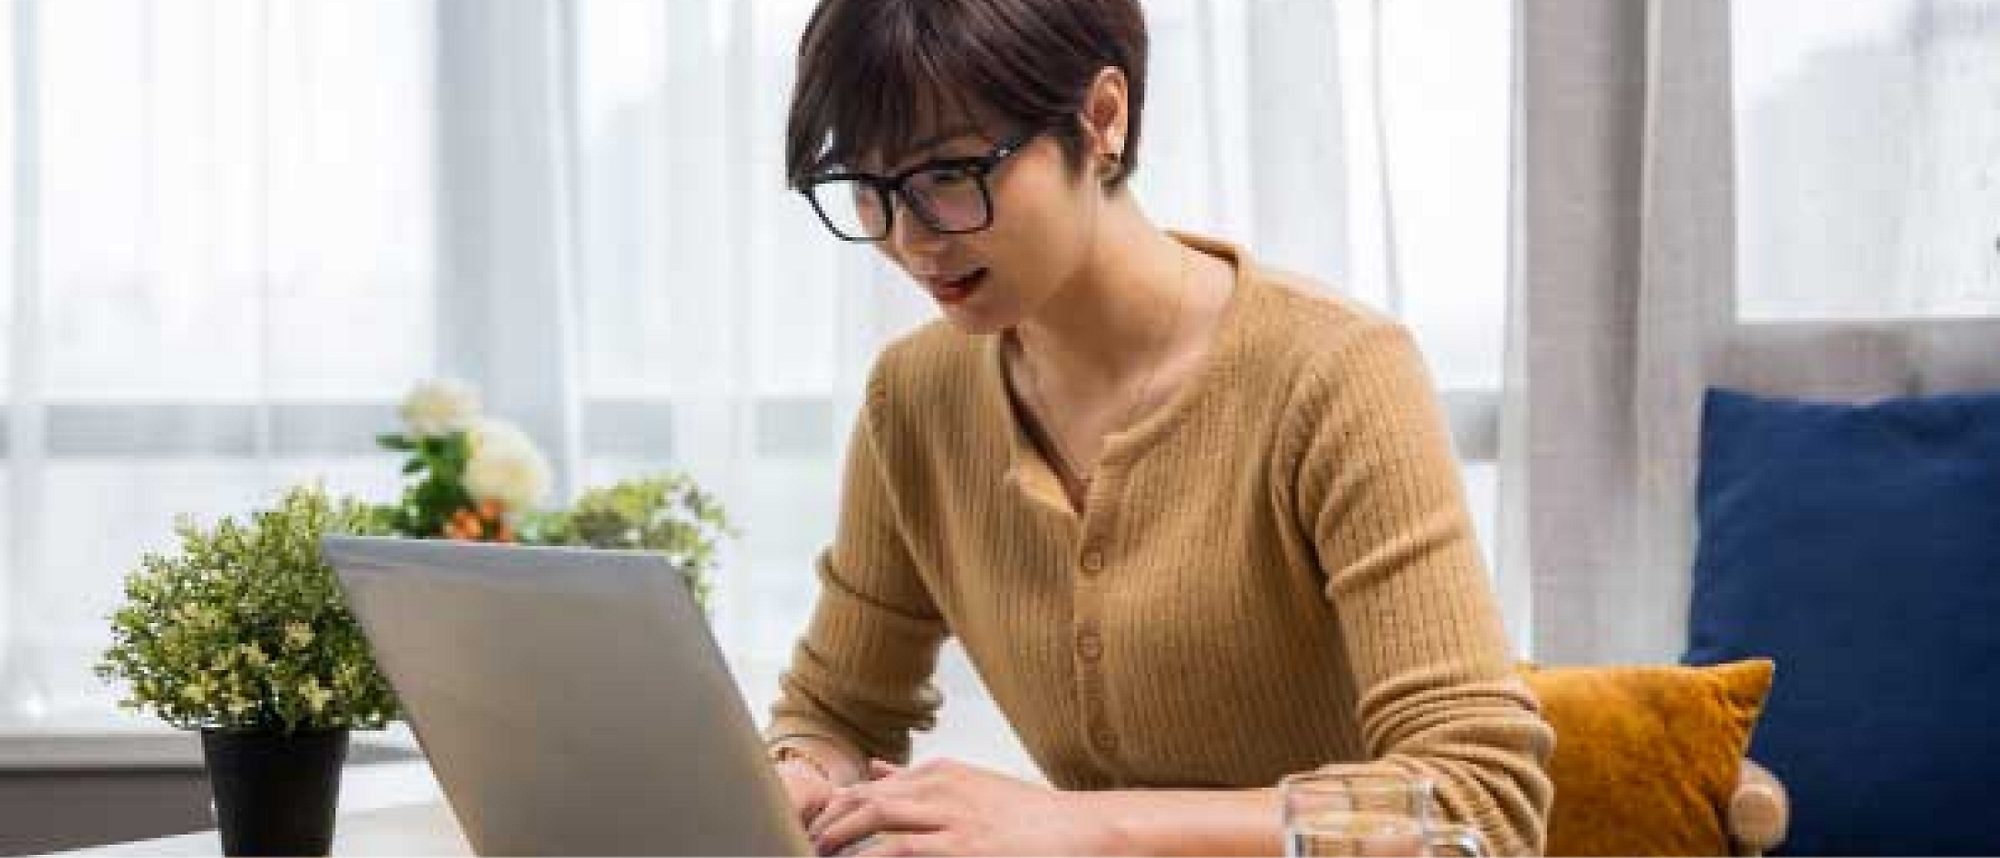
left=446, top=509, right=484, bottom=540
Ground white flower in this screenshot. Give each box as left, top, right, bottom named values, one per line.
left=284, top=621, right=315, bottom=650
left=464, top=418, right=553, bottom=511
left=467, top=416, right=534, bottom=456
left=398, top=378, right=481, bottom=438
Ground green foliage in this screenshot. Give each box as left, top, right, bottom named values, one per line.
left=520, top=473, right=734, bottom=606
left=97, top=369, right=743, bottom=737
left=374, top=431, right=475, bottom=538
left=95, top=485, right=400, bottom=734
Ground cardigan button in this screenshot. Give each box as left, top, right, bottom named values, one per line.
left=1081, top=550, right=1106, bottom=573
left=1077, top=629, right=1104, bottom=661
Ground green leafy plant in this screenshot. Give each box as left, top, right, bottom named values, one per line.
left=374, top=430, right=478, bottom=538
left=522, top=473, right=734, bottom=606
left=95, top=485, right=400, bottom=734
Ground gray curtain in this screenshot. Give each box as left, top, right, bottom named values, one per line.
left=1503, top=0, right=1733, bottom=665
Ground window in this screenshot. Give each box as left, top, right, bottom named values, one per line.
left=1734, top=0, right=2000, bottom=321
left=1, top=0, right=436, bottom=721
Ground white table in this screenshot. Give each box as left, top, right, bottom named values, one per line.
left=54, top=760, right=470, bottom=857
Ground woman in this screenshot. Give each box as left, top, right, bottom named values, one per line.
left=763, top=0, right=1553, bottom=855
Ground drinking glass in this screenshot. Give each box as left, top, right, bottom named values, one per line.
left=1280, top=770, right=1435, bottom=857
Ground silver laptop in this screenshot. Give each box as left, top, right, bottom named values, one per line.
left=322, top=535, right=812, bottom=857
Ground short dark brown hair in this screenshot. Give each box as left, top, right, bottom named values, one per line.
left=785, top=0, right=1148, bottom=191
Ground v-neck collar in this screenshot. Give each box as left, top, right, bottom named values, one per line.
left=986, top=231, right=1259, bottom=520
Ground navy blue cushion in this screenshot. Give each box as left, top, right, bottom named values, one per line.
left=1686, top=387, right=2000, bottom=856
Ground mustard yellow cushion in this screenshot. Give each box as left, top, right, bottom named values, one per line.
left=1521, top=659, right=1774, bottom=857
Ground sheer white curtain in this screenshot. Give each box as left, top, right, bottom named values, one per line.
left=0, top=0, right=436, bottom=724
left=0, top=1, right=1513, bottom=761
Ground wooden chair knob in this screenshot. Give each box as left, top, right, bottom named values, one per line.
left=1727, top=759, right=1789, bottom=856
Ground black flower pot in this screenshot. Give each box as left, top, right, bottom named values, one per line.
left=200, top=727, right=349, bottom=857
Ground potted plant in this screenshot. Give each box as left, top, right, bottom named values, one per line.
left=96, top=485, right=399, bottom=857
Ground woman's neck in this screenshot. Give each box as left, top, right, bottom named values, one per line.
left=1011, top=197, right=1201, bottom=390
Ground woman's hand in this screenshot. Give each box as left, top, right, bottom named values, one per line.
left=807, top=759, right=1128, bottom=857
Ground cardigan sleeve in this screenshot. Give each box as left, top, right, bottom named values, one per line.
left=1289, top=321, right=1555, bottom=856
left=765, top=358, right=949, bottom=766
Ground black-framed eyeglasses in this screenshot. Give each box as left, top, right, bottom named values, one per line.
left=800, top=125, right=1050, bottom=243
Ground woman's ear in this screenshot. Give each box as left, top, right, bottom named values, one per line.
left=1080, top=66, right=1130, bottom=168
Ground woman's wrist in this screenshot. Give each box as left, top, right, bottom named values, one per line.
left=766, top=735, right=863, bottom=786
left=1065, top=790, right=1144, bottom=857
left=1069, top=787, right=1285, bottom=857
left=772, top=745, right=833, bottom=782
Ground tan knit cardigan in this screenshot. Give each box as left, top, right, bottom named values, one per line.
left=768, top=233, right=1555, bottom=855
